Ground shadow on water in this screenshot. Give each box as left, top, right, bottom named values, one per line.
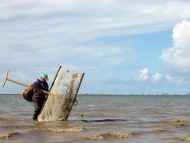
left=80, top=118, right=127, bottom=123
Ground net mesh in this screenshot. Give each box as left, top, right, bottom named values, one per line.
left=38, top=68, right=84, bottom=122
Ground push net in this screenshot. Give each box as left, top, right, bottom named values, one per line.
left=38, top=67, right=84, bottom=122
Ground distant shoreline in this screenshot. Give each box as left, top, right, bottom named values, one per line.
left=0, top=93, right=189, bottom=96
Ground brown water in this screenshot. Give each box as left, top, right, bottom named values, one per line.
left=0, top=94, right=190, bottom=143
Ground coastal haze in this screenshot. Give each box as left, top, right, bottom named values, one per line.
left=0, top=94, right=190, bottom=143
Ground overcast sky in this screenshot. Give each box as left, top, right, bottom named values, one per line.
left=1, top=0, right=190, bottom=94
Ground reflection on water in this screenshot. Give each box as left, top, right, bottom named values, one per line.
left=0, top=94, right=190, bottom=143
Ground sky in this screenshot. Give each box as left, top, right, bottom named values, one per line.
left=0, top=0, right=190, bottom=94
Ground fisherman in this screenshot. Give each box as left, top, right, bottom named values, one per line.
left=22, top=74, right=49, bottom=120
left=31, top=74, right=49, bottom=120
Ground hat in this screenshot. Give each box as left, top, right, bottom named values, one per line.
left=42, top=73, right=48, bottom=80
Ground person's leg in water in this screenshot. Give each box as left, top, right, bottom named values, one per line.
left=33, top=101, right=44, bottom=120
left=32, top=92, right=45, bottom=121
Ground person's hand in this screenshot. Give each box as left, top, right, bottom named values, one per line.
left=43, top=92, right=49, bottom=96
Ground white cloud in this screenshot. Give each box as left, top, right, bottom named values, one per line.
left=1, top=0, right=190, bottom=37
left=138, top=68, right=162, bottom=82
left=161, top=20, right=190, bottom=85
left=1, top=0, right=190, bottom=93
left=162, top=20, right=190, bottom=72
left=152, top=73, right=162, bottom=81
left=139, top=68, right=151, bottom=81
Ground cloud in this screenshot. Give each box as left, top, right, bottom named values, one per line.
left=162, top=20, right=190, bottom=72
left=138, top=68, right=162, bottom=82
left=152, top=73, right=162, bottom=81
left=139, top=68, right=150, bottom=81
left=161, top=20, right=190, bottom=85
left=1, top=0, right=190, bottom=35
left=1, top=0, right=190, bottom=93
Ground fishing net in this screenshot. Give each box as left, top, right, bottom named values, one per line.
left=38, top=67, right=84, bottom=122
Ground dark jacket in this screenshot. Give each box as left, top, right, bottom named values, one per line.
left=32, top=78, right=49, bottom=103
left=32, top=78, right=49, bottom=91
left=31, top=78, right=49, bottom=120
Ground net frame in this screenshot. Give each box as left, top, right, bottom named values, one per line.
left=38, top=66, right=84, bottom=121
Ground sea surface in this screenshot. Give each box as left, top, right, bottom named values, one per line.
left=0, top=94, right=190, bottom=143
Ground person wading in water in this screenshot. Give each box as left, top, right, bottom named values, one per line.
left=22, top=74, right=49, bottom=121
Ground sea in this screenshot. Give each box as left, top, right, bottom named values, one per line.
left=0, top=94, right=190, bottom=143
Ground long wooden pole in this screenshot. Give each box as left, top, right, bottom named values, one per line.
left=65, top=73, right=85, bottom=120
left=4, top=74, right=50, bottom=95
left=49, top=65, right=62, bottom=90
left=6, top=78, right=28, bottom=87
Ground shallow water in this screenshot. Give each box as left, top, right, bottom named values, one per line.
left=0, top=94, right=190, bottom=143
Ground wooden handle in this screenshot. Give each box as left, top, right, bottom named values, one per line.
left=7, top=78, right=50, bottom=95
left=7, top=78, right=28, bottom=87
